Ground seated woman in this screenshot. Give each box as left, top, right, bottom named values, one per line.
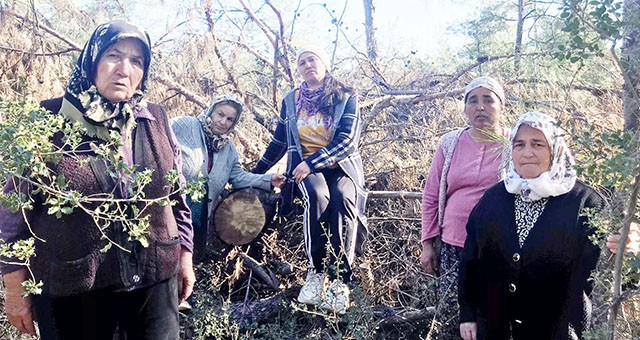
left=171, top=96, right=285, bottom=258
left=458, top=111, right=605, bottom=340
left=252, top=46, right=367, bottom=314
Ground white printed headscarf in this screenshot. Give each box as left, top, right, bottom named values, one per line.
left=504, top=111, right=577, bottom=201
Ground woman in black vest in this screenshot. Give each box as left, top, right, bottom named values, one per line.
left=0, top=21, right=194, bottom=339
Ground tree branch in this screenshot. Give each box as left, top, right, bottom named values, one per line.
left=610, top=173, right=640, bottom=336
left=6, top=10, right=82, bottom=52
left=153, top=74, right=207, bottom=108
left=0, top=46, right=76, bottom=56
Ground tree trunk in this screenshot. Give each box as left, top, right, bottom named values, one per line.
left=623, top=0, right=640, bottom=131
left=363, top=0, right=378, bottom=63
left=514, top=0, right=524, bottom=72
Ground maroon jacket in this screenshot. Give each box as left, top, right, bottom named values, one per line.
left=0, top=97, right=193, bottom=296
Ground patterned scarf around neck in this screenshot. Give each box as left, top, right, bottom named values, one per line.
left=197, top=114, right=231, bottom=153
left=296, top=81, right=325, bottom=116
left=196, top=95, right=244, bottom=153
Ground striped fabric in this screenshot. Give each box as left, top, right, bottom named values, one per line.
left=253, top=88, right=368, bottom=255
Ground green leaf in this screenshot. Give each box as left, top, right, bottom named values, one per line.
left=138, top=237, right=149, bottom=248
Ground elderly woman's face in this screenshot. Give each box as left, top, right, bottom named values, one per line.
left=464, top=87, right=502, bottom=132
left=94, top=38, right=145, bottom=103
left=512, top=125, right=552, bottom=179
left=297, top=52, right=327, bottom=88
left=209, top=103, right=238, bottom=135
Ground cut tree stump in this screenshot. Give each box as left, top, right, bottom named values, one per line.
left=213, top=188, right=278, bottom=245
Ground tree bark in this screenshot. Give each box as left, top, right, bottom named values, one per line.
left=362, top=0, right=378, bottom=63
left=514, top=0, right=524, bottom=72
left=609, top=3, right=640, bottom=337
left=623, top=0, right=640, bottom=131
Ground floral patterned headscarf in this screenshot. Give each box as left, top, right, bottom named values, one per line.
left=504, top=111, right=577, bottom=201
left=60, top=20, right=152, bottom=148
left=197, top=95, right=244, bottom=153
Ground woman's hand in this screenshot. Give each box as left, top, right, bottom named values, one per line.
left=270, top=174, right=286, bottom=189
left=460, top=322, right=477, bottom=340
left=607, top=222, right=640, bottom=254
left=420, top=239, right=438, bottom=275
left=178, top=249, right=195, bottom=303
left=292, top=162, right=312, bottom=184
left=3, top=269, right=37, bottom=335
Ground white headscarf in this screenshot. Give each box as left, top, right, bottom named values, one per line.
left=504, top=111, right=577, bottom=201
left=464, top=76, right=506, bottom=105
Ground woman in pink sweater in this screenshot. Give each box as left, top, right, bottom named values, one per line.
left=420, top=76, right=507, bottom=339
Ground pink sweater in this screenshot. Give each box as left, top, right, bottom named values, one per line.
left=421, top=131, right=503, bottom=247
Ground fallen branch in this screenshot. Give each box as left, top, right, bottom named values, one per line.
left=374, top=306, right=436, bottom=329
left=367, top=217, right=421, bottom=222
left=367, top=191, right=422, bottom=200
left=0, top=46, right=76, bottom=56
left=239, top=252, right=280, bottom=290
left=153, top=74, right=207, bottom=108
left=6, top=10, right=82, bottom=51
left=227, top=294, right=284, bottom=329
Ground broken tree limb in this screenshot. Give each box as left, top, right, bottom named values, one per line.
left=367, top=191, right=422, bottom=200
left=374, top=306, right=436, bottom=329
left=239, top=252, right=280, bottom=290
left=227, top=294, right=284, bottom=329
left=6, top=10, right=83, bottom=52
left=153, top=74, right=207, bottom=108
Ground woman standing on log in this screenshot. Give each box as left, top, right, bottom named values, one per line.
left=171, top=95, right=285, bottom=259
left=252, top=46, right=367, bottom=314
left=420, top=76, right=508, bottom=338
left=458, top=111, right=605, bottom=340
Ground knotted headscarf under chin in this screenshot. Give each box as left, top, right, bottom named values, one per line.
left=60, top=20, right=152, bottom=149
left=504, top=111, right=577, bottom=201
left=197, top=95, right=244, bottom=153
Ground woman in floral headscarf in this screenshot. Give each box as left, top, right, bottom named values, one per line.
left=458, top=112, right=605, bottom=340
left=171, top=95, right=285, bottom=258
left=1, top=20, right=194, bottom=339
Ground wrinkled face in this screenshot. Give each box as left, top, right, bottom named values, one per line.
left=512, top=124, right=552, bottom=179
left=209, top=103, right=239, bottom=135
left=297, top=52, right=327, bottom=88
left=464, top=87, right=502, bottom=132
left=94, top=38, right=145, bottom=103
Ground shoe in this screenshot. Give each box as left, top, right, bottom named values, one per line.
left=297, top=271, right=326, bottom=305
left=319, top=280, right=350, bottom=314
left=178, top=300, right=192, bottom=312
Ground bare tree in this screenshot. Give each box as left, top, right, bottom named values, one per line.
left=623, top=0, right=640, bottom=131
left=362, top=0, right=378, bottom=63
left=514, top=0, right=524, bottom=72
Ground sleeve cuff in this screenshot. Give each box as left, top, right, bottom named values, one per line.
left=459, top=304, right=477, bottom=323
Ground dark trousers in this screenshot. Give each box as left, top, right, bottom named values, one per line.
left=33, top=277, right=179, bottom=340
left=298, top=167, right=357, bottom=282
left=187, top=190, right=209, bottom=261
